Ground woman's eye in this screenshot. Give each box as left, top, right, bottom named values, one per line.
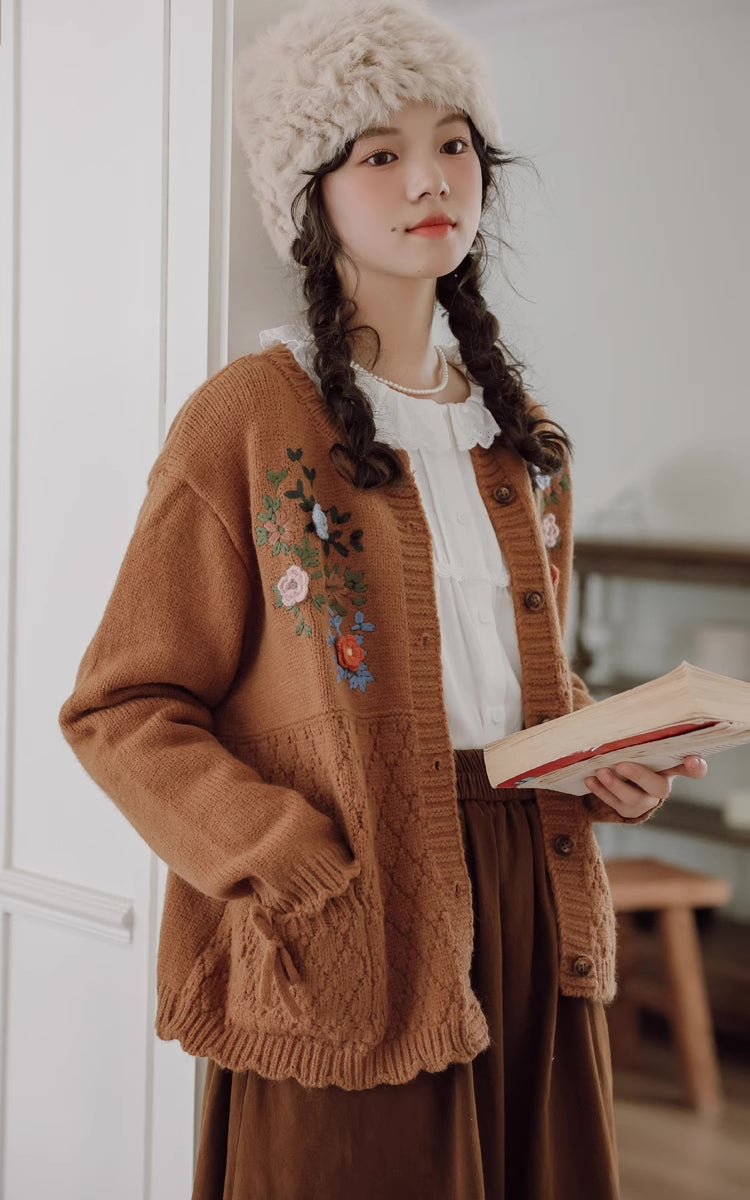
left=364, top=137, right=470, bottom=166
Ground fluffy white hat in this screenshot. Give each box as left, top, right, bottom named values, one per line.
left=232, top=0, right=503, bottom=264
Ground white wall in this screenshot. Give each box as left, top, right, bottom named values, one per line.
left=432, top=0, right=749, bottom=543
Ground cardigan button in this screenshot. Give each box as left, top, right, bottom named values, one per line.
left=572, top=955, right=594, bottom=977
left=554, top=834, right=574, bottom=857
left=492, top=484, right=515, bottom=505
left=523, top=589, right=545, bottom=610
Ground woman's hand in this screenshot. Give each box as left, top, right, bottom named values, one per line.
left=584, top=754, right=708, bottom=820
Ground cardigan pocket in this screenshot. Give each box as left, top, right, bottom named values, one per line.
left=224, top=878, right=387, bottom=1046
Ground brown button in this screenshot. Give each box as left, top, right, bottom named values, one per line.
left=523, top=589, right=545, bottom=610
left=572, top=955, right=593, bottom=977
left=554, top=834, right=574, bottom=857
left=492, top=484, right=515, bottom=505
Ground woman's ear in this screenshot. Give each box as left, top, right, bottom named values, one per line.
left=549, top=562, right=560, bottom=594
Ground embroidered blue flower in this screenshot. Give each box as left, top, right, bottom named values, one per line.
left=311, top=501, right=329, bottom=540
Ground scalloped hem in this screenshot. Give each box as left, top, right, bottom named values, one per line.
left=155, top=985, right=492, bottom=1091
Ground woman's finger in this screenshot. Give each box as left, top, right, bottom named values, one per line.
left=583, top=772, right=657, bottom=820
left=655, top=755, right=708, bottom=780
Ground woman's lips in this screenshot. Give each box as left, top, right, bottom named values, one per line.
left=406, top=223, right=455, bottom=238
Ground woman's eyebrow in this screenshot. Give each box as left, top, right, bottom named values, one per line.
left=355, top=111, right=469, bottom=142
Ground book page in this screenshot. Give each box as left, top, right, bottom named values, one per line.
left=506, top=721, right=747, bottom=795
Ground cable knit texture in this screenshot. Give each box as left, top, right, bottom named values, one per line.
left=58, top=342, right=664, bottom=1090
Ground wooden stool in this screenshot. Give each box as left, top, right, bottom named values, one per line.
left=603, top=855, right=732, bottom=1113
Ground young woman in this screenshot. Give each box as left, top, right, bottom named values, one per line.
left=59, top=1, right=708, bottom=1196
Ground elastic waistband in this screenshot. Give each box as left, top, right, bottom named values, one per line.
left=452, top=747, right=534, bottom=804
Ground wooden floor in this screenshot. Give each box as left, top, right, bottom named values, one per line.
left=612, top=1033, right=750, bottom=1199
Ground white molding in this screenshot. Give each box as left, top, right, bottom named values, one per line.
left=0, top=865, right=133, bottom=942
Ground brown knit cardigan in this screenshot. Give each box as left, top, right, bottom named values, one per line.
left=58, top=342, right=664, bottom=1090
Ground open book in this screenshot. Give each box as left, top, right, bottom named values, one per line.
left=483, top=661, right=750, bottom=796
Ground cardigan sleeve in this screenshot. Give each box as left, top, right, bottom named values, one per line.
left=58, top=467, right=361, bottom=908
left=527, top=398, right=665, bottom=826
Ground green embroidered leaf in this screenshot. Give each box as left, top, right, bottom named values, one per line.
left=559, top=473, right=571, bottom=491
left=272, top=586, right=284, bottom=608
left=293, top=536, right=320, bottom=568
left=328, top=506, right=350, bottom=525
left=309, top=569, right=323, bottom=580
left=293, top=603, right=300, bottom=615
left=266, top=467, right=289, bottom=490
left=302, top=465, right=316, bottom=482
left=257, top=511, right=272, bottom=523
left=311, top=593, right=326, bottom=611
left=256, top=528, right=269, bottom=545
left=287, top=448, right=303, bottom=461
left=302, top=623, right=312, bottom=638
left=278, top=542, right=290, bottom=554
left=329, top=599, right=347, bottom=617
left=272, top=541, right=282, bottom=556
left=284, top=480, right=304, bottom=500
left=295, top=618, right=305, bottom=635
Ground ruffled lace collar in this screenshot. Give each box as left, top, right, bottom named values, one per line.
left=258, top=322, right=501, bottom=454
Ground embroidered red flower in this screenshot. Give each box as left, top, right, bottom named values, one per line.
left=335, top=633, right=365, bottom=671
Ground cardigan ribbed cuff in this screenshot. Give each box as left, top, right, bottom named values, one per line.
left=254, top=841, right=362, bottom=915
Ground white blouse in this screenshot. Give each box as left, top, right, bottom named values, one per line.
left=259, top=323, right=524, bottom=749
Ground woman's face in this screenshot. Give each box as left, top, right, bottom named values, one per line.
left=320, top=100, right=483, bottom=287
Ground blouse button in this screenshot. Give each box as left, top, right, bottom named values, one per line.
left=492, top=484, right=515, bottom=505
left=523, top=589, right=545, bottom=610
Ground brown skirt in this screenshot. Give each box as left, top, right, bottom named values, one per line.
left=192, top=747, right=620, bottom=1200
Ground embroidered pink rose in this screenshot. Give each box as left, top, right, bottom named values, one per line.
left=277, top=564, right=310, bottom=608
left=542, top=512, right=560, bottom=549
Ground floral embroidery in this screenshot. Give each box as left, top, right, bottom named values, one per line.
left=542, top=511, right=560, bottom=549
left=254, top=447, right=376, bottom=691
left=277, top=563, right=309, bottom=607
left=535, top=465, right=570, bottom=553
left=328, top=610, right=375, bottom=692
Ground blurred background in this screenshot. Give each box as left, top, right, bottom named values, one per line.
left=1, top=0, right=747, bottom=1196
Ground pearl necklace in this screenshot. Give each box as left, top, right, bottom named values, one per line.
left=350, top=345, right=449, bottom=395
